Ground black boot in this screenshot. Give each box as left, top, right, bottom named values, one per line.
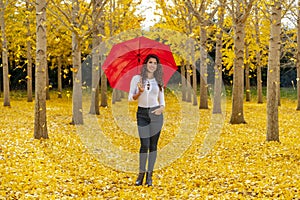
left=146, top=171, right=153, bottom=186
left=135, top=172, right=145, bottom=186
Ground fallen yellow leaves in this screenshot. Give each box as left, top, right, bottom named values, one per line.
left=0, top=93, right=299, bottom=199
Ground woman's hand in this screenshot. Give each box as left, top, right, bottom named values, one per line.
left=151, top=106, right=164, bottom=115
left=133, top=82, right=144, bottom=100
left=137, top=82, right=145, bottom=93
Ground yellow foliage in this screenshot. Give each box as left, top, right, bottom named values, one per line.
left=0, top=93, right=299, bottom=199
left=70, top=68, right=78, bottom=73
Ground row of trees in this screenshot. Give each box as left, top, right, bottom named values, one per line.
left=156, top=0, right=300, bottom=141
left=0, top=0, right=299, bottom=142
left=1, top=0, right=142, bottom=138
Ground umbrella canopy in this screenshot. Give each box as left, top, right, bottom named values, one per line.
left=102, top=36, right=177, bottom=92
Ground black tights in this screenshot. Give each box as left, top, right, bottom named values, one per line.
left=139, top=132, right=160, bottom=172
left=137, top=106, right=163, bottom=172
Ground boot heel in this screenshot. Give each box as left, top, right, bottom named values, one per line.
left=135, top=172, right=145, bottom=186
left=146, top=171, right=153, bottom=186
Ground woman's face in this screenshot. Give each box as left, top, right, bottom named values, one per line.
left=146, top=57, right=158, bottom=73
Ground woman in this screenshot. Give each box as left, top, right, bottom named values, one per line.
left=128, top=54, right=165, bottom=186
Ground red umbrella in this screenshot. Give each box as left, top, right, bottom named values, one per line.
left=102, top=36, right=177, bottom=92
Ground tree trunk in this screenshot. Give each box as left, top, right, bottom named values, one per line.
left=266, top=0, right=281, bottom=142
left=90, top=49, right=100, bottom=114
left=181, top=60, right=187, bottom=101
left=256, top=63, right=263, bottom=103
left=255, top=5, right=263, bottom=104
left=100, top=54, right=107, bottom=107
left=100, top=69, right=108, bottom=107
left=192, top=64, right=198, bottom=106
left=57, top=56, right=62, bottom=98
left=277, top=70, right=281, bottom=107
left=34, top=0, right=48, bottom=139
left=184, top=0, right=210, bottom=107
left=89, top=0, right=104, bottom=114
left=230, top=20, right=246, bottom=124
left=297, top=0, right=300, bottom=110
left=89, top=1, right=101, bottom=115
left=116, top=90, right=122, bottom=101
left=190, top=38, right=197, bottom=106
left=186, top=64, right=192, bottom=102
left=297, top=61, right=300, bottom=110
left=26, top=0, right=33, bottom=102
left=120, top=90, right=125, bottom=98
left=112, top=89, right=116, bottom=104
left=0, top=0, right=10, bottom=107
left=213, top=0, right=224, bottom=114
left=112, top=89, right=121, bottom=103
left=46, top=66, right=50, bottom=100
left=245, top=41, right=251, bottom=102
left=71, top=0, right=83, bottom=125
left=199, top=26, right=208, bottom=109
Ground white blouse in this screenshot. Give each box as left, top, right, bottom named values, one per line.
left=128, top=75, right=165, bottom=108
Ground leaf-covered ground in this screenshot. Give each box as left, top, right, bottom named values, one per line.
left=0, top=91, right=299, bottom=199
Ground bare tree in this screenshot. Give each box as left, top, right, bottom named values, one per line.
left=34, top=0, right=48, bottom=139
left=266, top=0, right=281, bottom=142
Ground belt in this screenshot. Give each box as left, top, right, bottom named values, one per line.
left=138, top=106, right=160, bottom=110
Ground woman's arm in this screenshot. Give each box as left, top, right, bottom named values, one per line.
left=158, top=88, right=165, bottom=107
left=132, top=91, right=141, bottom=100
left=133, top=82, right=145, bottom=100
left=151, top=105, right=164, bottom=115
left=128, top=75, right=142, bottom=101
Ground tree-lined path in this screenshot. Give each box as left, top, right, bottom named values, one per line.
left=1, top=0, right=300, bottom=198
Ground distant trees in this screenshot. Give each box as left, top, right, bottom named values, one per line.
left=0, top=0, right=299, bottom=142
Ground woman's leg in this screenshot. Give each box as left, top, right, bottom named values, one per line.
left=138, top=137, right=149, bottom=172
left=147, top=112, right=163, bottom=171
left=135, top=109, right=151, bottom=185
left=147, top=131, right=161, bottom=172
left=145, top=131, right=161, bottom=186
left=137, top=110, right=151, bottom=172
left=146, top=112, right=163, bottom=186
